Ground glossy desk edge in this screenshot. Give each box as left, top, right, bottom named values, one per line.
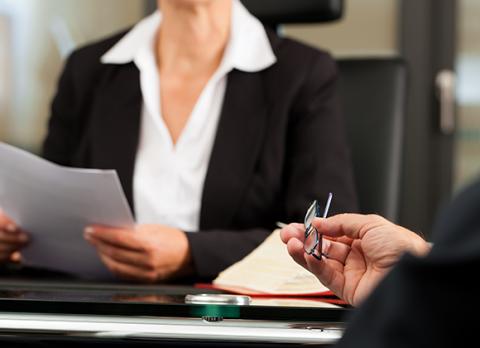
left=0, top=279, right=350, bottom=344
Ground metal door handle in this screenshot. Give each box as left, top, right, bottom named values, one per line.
left=435, top=70, right=456, bottom=135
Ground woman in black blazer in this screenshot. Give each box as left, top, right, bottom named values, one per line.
left=0, top=0, right=357, bottom=281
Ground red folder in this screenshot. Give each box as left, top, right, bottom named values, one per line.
left=195, top=283, right=347, bottom=305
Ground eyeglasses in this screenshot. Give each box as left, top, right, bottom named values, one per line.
left=304, top=192, right=333, bottom=260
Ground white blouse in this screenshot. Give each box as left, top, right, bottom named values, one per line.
left=100, top=0, right=276, bottom=232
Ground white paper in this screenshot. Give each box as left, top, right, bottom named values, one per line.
left=213, top=230, right=329, bottom=295
left=0, top=142, right=135, bottom=279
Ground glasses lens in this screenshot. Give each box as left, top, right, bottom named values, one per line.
left=304, top=200, right=318, bottom=228
left=304, top=226, right=318, bottom=254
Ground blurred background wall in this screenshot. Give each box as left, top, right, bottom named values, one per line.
left=0, top=0, right=145, bottom=151
left=285, top=0, right=398, bottom=57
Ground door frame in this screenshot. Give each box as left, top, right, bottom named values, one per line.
left=398, top=0, right=458, bottom=236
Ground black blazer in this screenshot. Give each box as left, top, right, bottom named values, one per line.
left=336, top=180, right=480, bottom=348
left=43, top=28, right=358, bottom=280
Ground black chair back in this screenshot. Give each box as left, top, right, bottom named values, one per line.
left=337, top=58, right=406, bottom=221
left=241, top=0, right=343, bottom=26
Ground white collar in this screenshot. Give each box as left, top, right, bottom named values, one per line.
left=100, top=0, right=276, bottom=73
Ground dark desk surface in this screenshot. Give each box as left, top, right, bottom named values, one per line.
left=0, top=270, right=350, bottom=346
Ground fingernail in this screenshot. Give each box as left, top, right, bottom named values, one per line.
left=6, top=224, right=17, bottom=233
left=10, top=252, right=21, bottom=262
left=84, top=227, right=95, bottom=240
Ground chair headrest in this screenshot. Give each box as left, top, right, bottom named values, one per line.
left=241, top=0, right=344, bottom=25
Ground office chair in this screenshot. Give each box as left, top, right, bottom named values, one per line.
left=337, top=59, right=406, bottom=221
left=241, top=0, right=343, bottom=26
left=242, top=0, right=406, bottom=221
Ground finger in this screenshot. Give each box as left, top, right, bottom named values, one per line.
left=321, top=238, right=351, bottom=265
left=334, top=235, right=354, bottom=246
left=0, top=238, right=25, bottom=250
left=10, top=252, right=22, bottom=263
left=0, top=230, right=29, bottom=244
left=304, top=254, right=346, bottom=299
left=0, top=253, right=13, bottom=263
left=85, top=225, right=143, bottom=252
left=286, top=238, right=308, bottom=268
left=312, top=214, right=390, bottom=240
left=0, top=244, right=18, bottom=254
left=323, top=235, right=354, bottom=249
left=88, top=238, right=154, bottom=271
left=280, top=223, right=305, bottom=244
left=98, top=254, right=156, bottom=283
left=0, top=212, right=18, bottom=233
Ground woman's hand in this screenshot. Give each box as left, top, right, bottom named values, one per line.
left=84, top=224, right=193, bottom=283
left=0, top=209, right=29, bottom=264
left=280, top=214, right=430, bottom=307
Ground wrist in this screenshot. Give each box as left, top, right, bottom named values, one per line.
left=173, top=231, right=194, bottom=279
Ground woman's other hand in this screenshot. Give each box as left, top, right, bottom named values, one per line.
left=0, top=209, right=29, bottom=264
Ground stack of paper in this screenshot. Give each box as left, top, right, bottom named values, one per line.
left=0, top=142, right=135, bottom=279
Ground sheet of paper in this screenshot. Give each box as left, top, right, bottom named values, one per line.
left=213, top=229, right=330, bottom=295
left=0, top=142, right=135, bottom=279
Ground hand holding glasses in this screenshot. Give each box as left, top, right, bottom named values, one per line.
left=303, top=193, right=333, bottom=260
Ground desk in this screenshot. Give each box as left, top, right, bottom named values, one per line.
left=0, top=278, right=349, bottom=347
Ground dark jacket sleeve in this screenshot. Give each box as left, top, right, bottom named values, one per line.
left=187, top=52, right=358, bottom=280
left=336, top=179, right=480, bottom=348
left=42, top=33, right=118, bottom=166
left=42, top=52, right=82, bottom=166
left=284, top=50, right=357, bottom=218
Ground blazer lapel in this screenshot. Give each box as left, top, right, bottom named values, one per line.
left=91, top=63, right=142, bottom=211
left=200, top=69, right=268, bottom=230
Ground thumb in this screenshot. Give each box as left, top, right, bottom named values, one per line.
left=312, top=214, right=390, bottom=240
